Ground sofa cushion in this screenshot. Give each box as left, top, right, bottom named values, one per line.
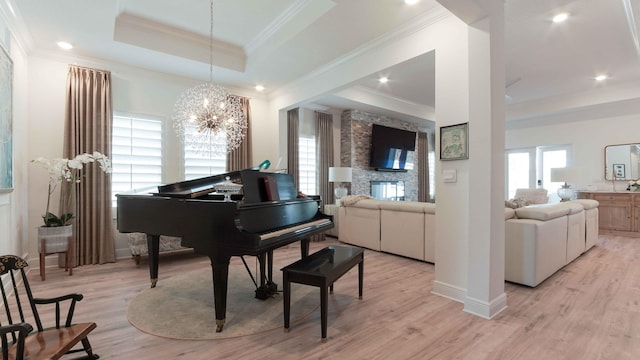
left=340, top=194, right=374, bottom=207
left=504, top=207, right=516, bottom=220
left=378, top=201, right=430, bottom=213
left=571, top=199, right=599, bottom=210
left=344, top=198, right=382, bottom=210
left=515, top=204, right=570, bottom=221
left=555, top=202, right=584, bottom=215
left=514, top=188, right=549, bottom=204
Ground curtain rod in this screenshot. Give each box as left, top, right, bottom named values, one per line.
left=68, top=64, right=111, bottom=74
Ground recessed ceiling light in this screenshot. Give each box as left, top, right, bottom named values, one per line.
left=594, top=75, right=608, bottom=81
left=379, top=76, right=389, bottom=84
left=57, top=41, right=73, bottom=50
left=405, top=0, right=419, bottom=4
left=552, top=12, right=569, bottom=23
left=255, top=85, right=264, bottom=91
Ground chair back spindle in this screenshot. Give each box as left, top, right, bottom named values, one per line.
left=0, top=255, right=99, bottom=359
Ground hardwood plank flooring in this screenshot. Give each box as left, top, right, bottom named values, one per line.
left=25, top=235, right=640, bottom=359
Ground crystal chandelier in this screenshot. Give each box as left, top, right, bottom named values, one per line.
left=173, top=0, right=247, bottom=154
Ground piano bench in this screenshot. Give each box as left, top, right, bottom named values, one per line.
left=281, top=245, right=364, bottom=342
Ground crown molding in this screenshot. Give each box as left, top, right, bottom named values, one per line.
left=0, top=0, right=33, bottom=55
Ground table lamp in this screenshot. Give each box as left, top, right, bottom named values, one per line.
left=550, top=167, right=574, bottom=202
left=329, top=167, right=352, bottom=205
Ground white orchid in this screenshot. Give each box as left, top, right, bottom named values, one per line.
left=32, top=152, right=112, bottom=227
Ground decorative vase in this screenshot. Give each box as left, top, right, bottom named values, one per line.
left=37, top=225, right=72, bottom=253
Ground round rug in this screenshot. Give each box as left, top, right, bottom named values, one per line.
left=127, top=264, right=319, bottom=340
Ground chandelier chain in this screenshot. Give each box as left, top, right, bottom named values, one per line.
left=172, top=0, right=248, bottom=154
left=209, top=0, right=213, bottom=83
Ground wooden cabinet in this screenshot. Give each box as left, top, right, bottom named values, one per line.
left=578, top=191, right=640, bottom=237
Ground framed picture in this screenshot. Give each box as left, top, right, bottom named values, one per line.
left=0, top=43, right=12, bottom=192
left=440, top=122, right=468, bottom=160
left=613, top=164, right=625, bottom=179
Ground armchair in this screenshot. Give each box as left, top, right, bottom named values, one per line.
left=0, top=255, right=98, bottom=360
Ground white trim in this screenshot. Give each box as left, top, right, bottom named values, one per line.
left=463, top=293, right=508, bottom=319
left=431, top=280, right=466, bottom=303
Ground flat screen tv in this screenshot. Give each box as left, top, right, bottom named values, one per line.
left=369, top=124, right=416, bottom=171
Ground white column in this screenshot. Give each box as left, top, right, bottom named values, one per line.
left=433, top=15, right=471, bottom=302
left=464, top=1, right=507, bottom=319
left=433, top=0, right=506, bottom=318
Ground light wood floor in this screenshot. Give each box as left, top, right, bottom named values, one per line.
left=27, top=235, right=640, bottom=360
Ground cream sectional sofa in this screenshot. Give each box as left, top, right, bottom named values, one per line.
left=338, top=196, right=599, bottom=287
left=338, top=197, right=435, bottom=262
left=504, top=199, right=599, bottom=286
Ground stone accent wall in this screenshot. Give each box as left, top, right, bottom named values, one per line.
left=340, top=110, right=419, bottom=201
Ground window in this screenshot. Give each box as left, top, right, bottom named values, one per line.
left=540, top=146, right=570, bottom=203
left=111, top=113, right=163, bottom=207
left=183, top=125, right=227, bottom=180
left=506, top=148, right=536, bottom=199
left=298, top=136, right=316, bottom=195
left=505, top=145, right=571, bottom=202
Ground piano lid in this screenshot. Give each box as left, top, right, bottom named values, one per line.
left=155, top=169, right=243, bottom=199
left=152, top=168, right=298, bottom=204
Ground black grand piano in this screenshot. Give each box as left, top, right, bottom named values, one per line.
left=116, top=169, right=333, bottom=332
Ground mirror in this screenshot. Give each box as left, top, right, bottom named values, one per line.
left=605, top=143, right=640, bottom=180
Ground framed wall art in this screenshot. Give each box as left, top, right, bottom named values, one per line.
left=0, top=44, right=12, bottom=192
left=613, top=164, right=625, bottom=179
left=440, top=122, right=468, bottom=161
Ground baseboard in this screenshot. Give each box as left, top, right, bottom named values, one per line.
left=116, top=247, right=133, bottom=260
left=431, top=280, right=466, bottom=303
left=463, top=292, right=508, bottom=319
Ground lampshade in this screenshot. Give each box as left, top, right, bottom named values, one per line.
left=329, top=167, right=352, bottom=183
left=550, top=167, right=573, bottom=183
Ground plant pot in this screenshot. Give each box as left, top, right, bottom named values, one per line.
left=37, top=225, right=72, bottom=253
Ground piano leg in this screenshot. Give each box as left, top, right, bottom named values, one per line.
left=259, top=253, right=267, bottom=289
left=267, top=250, right=274, bottom=285
left=301, top=238, right=310, bottom=258
left=255, top=251, right=277, bottom=300
left=210, top=254, right=231, bottom=332
left=146, top=234, right=160, bottom=288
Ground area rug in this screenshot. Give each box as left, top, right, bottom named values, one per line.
left=127, top=264, right=319, bottom=340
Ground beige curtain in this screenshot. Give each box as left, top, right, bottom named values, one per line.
left=418, top=131, right=430, bottom=202
left=287, top=108, right=299, bottom=189
left=315, top=111, right=333, bottom=206
left=227, top=97, right=252, bottom=171
left=63, top=65, right=115, bottom=265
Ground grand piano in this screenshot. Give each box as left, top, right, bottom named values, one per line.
left=116, top=169, right=333, bottom=332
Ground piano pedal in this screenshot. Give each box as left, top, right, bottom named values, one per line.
left=255, top=282, right=278, bottom=300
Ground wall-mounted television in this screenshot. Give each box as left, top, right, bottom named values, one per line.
left=369, top=124, right=416, bottom=171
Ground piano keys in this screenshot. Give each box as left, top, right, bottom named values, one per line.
left=116, top=169, right=333, bottom=332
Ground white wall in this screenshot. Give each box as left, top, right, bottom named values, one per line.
left=506, top=113, right=639, bottom=192
left=26, top=54, right=273, bottom=260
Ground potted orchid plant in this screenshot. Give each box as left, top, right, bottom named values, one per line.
left=32, top=152, right=112, bottom=227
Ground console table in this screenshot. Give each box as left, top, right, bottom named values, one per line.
left=578, top=191, right=640, bottom=237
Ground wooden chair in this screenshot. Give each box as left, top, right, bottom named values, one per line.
left=0, top=255, right=98, bottom=360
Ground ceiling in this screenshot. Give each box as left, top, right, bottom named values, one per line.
left=8, top=0, right=640, bottom=128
